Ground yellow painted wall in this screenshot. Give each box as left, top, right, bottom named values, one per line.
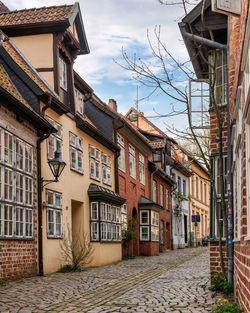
left=41, top=107, right=121, bottom=274
left=189, top=161, right=210, bottom=242
left=11, top=34, right=53, bottom=69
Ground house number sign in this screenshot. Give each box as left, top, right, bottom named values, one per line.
left=211, top=0, right=241, bottom=16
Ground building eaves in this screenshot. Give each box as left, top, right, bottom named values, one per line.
left=148, top=160, right=175, bottom=186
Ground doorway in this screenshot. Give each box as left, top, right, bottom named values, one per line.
left=184, top=214, right=188, bottom=244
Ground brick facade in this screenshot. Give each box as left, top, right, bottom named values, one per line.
left=210, top=241, right=228, bottom=275
left=0, top=105, right=39, bottom=281
left=228, top=1, right=250, bottom=311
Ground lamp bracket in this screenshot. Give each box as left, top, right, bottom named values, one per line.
left=41, top=178, right=59, bottom=190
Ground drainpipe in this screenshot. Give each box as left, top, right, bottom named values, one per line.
left=37, top=101, right=54, bottom=276
left=37, top=130, right=53, bottom=276
left=170, top=167, right=177, bottom=250
left=226, top=18, right=234, bottom=283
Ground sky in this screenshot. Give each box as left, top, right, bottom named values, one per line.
left=7, top=0, right=196, bottom=133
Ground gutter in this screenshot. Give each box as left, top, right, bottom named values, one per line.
left=179, top=23, right=227, bottom=51
left=114, top=120, right=125, bottom=194
left=226, top=18, right=234, bottom=283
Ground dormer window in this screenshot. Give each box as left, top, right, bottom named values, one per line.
left=59, top=56, right=67, bottom=91
left=74, top=87, right=84, bottom=115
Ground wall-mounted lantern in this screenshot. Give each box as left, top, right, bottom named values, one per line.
left=42, top=150, right=66, bottom=190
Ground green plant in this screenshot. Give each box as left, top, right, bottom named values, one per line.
left=0, top=280, right=6, bottom=286
left=211, top=273, right=233, bottom=295
left=212, top=299, right=243, bottom=313
left=122, top=217, right=137, bottom=257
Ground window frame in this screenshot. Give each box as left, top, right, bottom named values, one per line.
left=45, top=189, right=62, bottom=239
left=89, top=144, right=100, bottom=181
left=46, top=116, right=63, bottom=160
left=139, top=153, right=145, bottom=185
left=128, top=144, right=136, bottom=179
left=0, top=127, right=34, bottom=240
left=117, top=134, right=125, bottom=173
left=69, top=132, right=83, bottom=174
left=102, top=152, right=112, bottom=186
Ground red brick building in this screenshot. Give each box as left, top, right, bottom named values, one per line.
left=227, top=1, right=250, bottom=311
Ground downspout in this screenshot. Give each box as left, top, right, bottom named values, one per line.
left=37, top=130, right=54, bottom=276
left=170, top=167, right=177, bottom=250
left=226, top=18, right=234, bottom=283
left=37, top=100, right=54, bottom=276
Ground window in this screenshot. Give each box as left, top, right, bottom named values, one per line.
left=46, top=190, right=62, bottom=238
left=153, top=150, right=161, bottom=162
left=90, top=201, right=122, bottom=242
left=160, top=220, right=164, bottom=244
left=117, top=134, right=125, bottom=172
left=160, top=184, right=164, bottom=206
left=0, top=128, right=33, bottom=239
left=151, top=211, right=159, bottom=242
left=46, top=117, right=63, bottom=159
left=153, top=180, right=157, bottom=202
left=214, top=156, right=228, bottom=196
left=196, top=176, right=199, bottom=198
left=139, top=153, right=145, bottom=185
left=214, top=50, right=227, bottom=106
left=89, top=145, right=100, bottom=181
left=140, top=210, right=149, bottom=241
left=178, top=176, right=181, bottom=193
left=102, top=153, right=112, bottom=186
left=69, top=132, right=83, bottom=173
left=59, top=56, right=67, bottom=91
left=183, top=180, right=186, bottom=197
left=121, top=204, right=127, bottom=234
left=129, top=144, right=136, bottom=179
left=74, top=87, right=84, bottom=115
left=166, top=188, right=169, bottom=210
left=200, top=181, right=203, bottom=202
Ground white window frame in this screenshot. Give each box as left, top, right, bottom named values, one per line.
left=166, top=188, right=169, bottom=210
left=45, top=189, right=62, bottom=238
left=117, top=134, right=125, bottom=172
left=74, top=87, right=84, bottom=115
left=129, top=144, right=136, bottom=179
left=102, top=152, right=112, bottom=186
left=214, top=155, right=228, bottom=197
left=69, top=132, right=83, bottom=174
left=140, top=225, right=149, bottom=241
left=59, top=56, right=67, bottom=91
left=46, top=116, right=63, bottom=160
left=215, top=50, right=227, bottom=106
left=0, top=127, right=34, bottom=239
left=89, top=145, right=100, bottom=181
left=153, top=180, right=157, bottom=203
left=121, top=203, right=127, bottom=234
left=139, top=153, right=145, bottom=185
left=160, top=184, right=164, bottom=206
left=140, top=210, right=149, bottom=225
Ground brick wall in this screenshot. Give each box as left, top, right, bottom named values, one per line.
left=210, top=241, right=228, bottom=275
left=139, top=241, right=159, bottom=256
left=0, top=106, right=38, bottom=280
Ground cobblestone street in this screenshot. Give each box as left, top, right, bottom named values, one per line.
left=0, top=247, right=217, bottom=313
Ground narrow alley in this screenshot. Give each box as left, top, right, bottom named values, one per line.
left=0, top=248, right=217, bottom=313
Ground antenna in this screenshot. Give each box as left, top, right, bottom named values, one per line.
left=135, top=85, right=139, bottom=111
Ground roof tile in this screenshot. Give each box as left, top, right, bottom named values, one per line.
left=0, top=4, right=74, bottom=27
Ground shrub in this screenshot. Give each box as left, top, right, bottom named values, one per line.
left=211, top=273, right=233, bottom=295
left=212, top=299, right=243, bottom=313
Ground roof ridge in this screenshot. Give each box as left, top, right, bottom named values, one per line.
left=0, top=3, right=74, bottom=15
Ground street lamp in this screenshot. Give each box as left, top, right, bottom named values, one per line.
left=42, top=150, right=66, bottom=190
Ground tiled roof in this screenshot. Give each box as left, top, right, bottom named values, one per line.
left=0, top=64, right=28, bottom=107
left=0, top=2, right=9, bottom=13
left=0, top=4, right=75, bottom=27
left=3, top=41, right=56, bottom=96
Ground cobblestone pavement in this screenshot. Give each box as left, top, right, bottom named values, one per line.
left=0, top=247, right=217, bottom=313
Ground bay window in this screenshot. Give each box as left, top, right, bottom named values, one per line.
left=139, top=209, right=159, bottom=242
left=0, top=127, right=33, bottom=239
left=151, top=211, right=159, bottom=242
left=90, top=201, right=122, bottom=242
left=121, top=203, right=127, bottom=232
left=69, top=132, right=83, bottom=173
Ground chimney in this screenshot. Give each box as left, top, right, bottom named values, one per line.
left=108, top=99, right=117, bottom=111
left=0, top=2, right=10, bottom=13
